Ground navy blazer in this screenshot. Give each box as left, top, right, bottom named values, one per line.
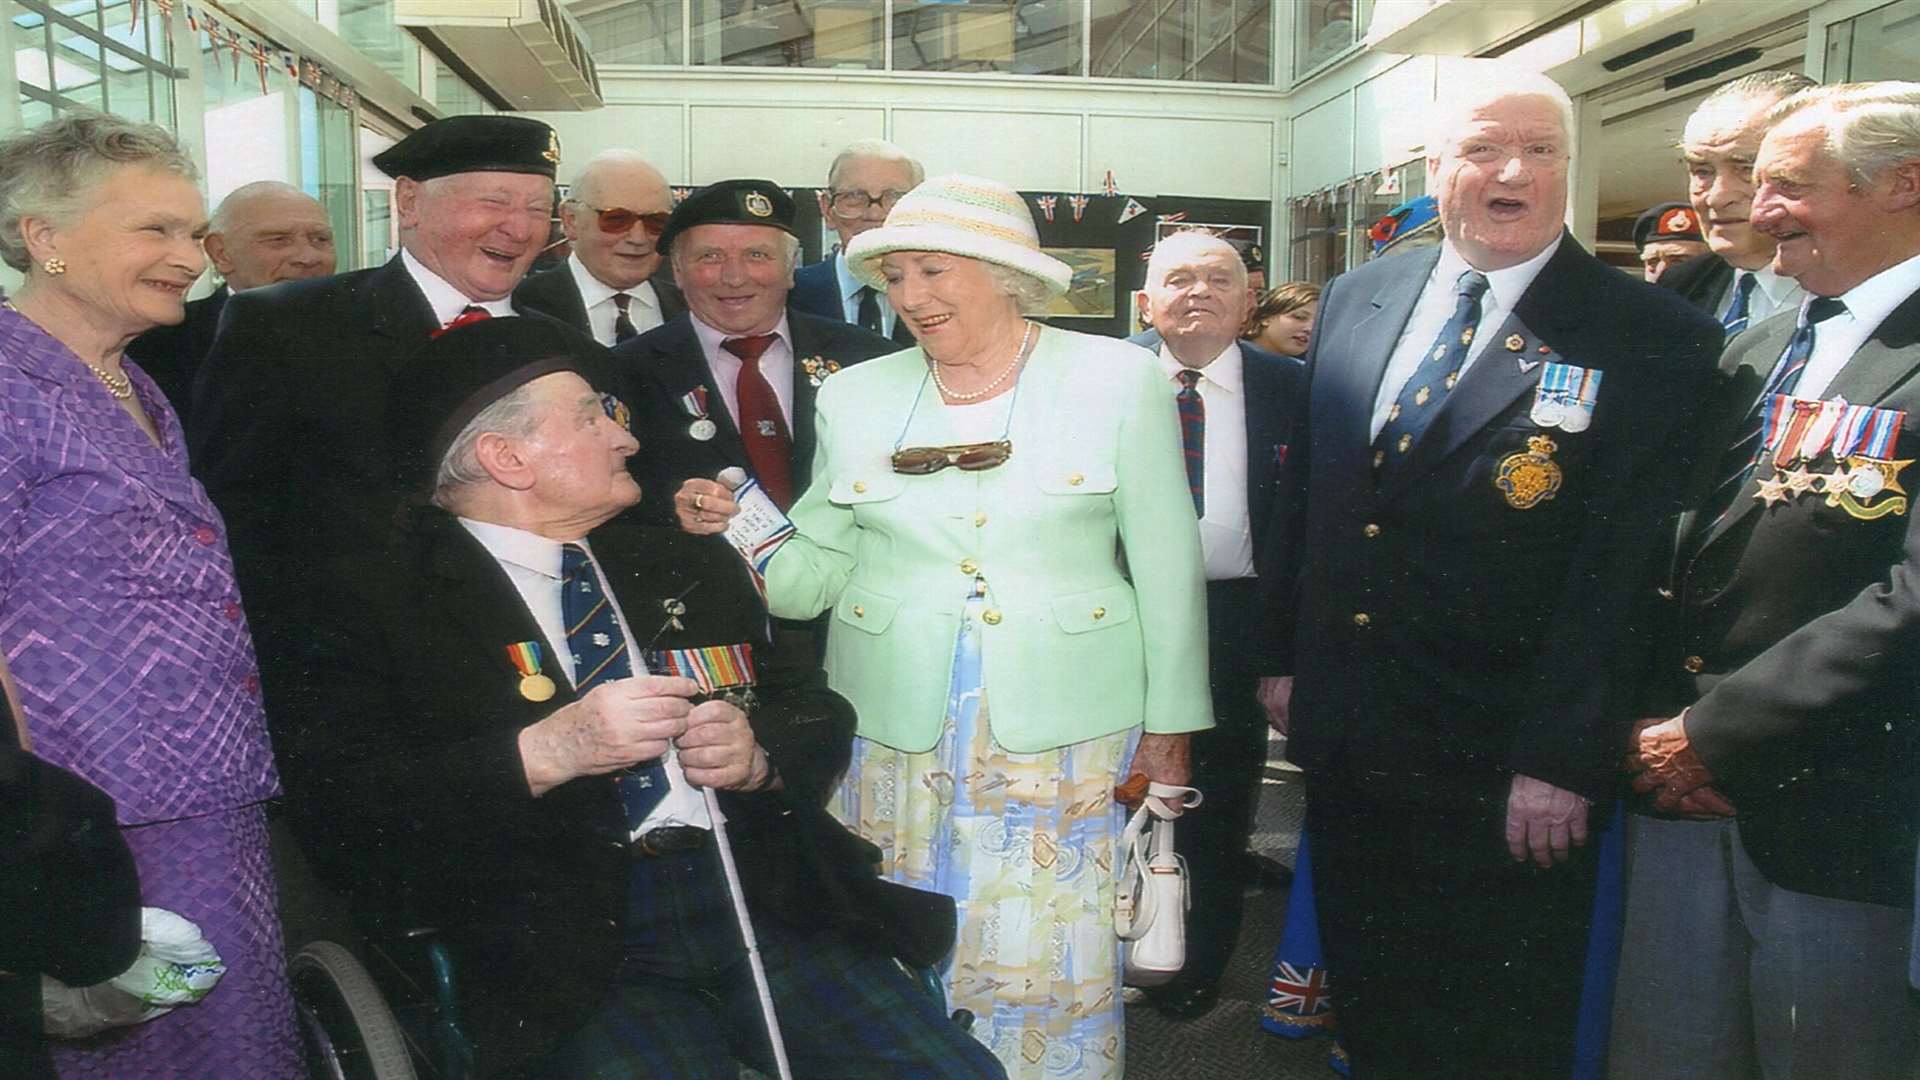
left=1654, top=285, right=1920, bottom=906
left=789, top=256, right=845, bottom=323
left=1278, top=236, right=1722, bottom=802
left=1659, top=252, right=1733, bottom=315
left=511, top=262, right=686, bottom=341
left=126, top=285, right=226, bottom=430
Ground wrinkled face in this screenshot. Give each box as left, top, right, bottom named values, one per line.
left=1145, top=244, right=1247, bottom=354
left=819, top=156, right=918, bottom=248
left=1682, top=97, right=1781, bottom=269
left=398, top=171, right=552, bottom=302
left=563, top=165, right=672, bottom=291
left=519, top=373, right=642, bottom=525
left=36, top=165, right=206, bottom=337
left=674, top=223, right=794, bottom=336
left=1430, top=93, right=1570, bottom=271
left=1752, top=118, right=1901, bottom=297
left=1260, top=301, right=1317, bottom=358
left=1639, top=238, right=1709, bottom=283
left=881, top=251, right=1017, bottom=364
left=210, top=191, right=335, bottom=290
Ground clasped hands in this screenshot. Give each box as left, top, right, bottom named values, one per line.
left=1621, top=712, right=1736, bottom=820
left=517, top=674, right=772, bottom=797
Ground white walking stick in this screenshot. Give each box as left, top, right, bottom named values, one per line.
left=699, top=782, right=793, bottom=1080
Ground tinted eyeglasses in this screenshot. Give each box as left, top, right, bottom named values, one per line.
left=828, top=189, right=908, bottom=218
left=588, top=206, right=672, bottom=237
left=890, top=440, right=1012, bottom=475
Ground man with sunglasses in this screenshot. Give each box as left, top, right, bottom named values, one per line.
left=515, top=150, right=686, bottom=347
left=791, top=140, right=922, bottom=346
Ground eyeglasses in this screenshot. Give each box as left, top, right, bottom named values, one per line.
left=586, top=205, right=672, bottom=237
left=828, top=189, right=908, bottom=218
left=890, top=440, right=1012, bottom=475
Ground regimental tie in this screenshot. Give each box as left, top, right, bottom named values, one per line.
left=560, top=543, right=668, bottom=829
left=611, top=293, right=639, bottom=343
left=1722, top=272, right=1758, bottom=337
left=1697, top=295, right=1849, bottom=533
left=723, top=333, right=794, bottom=508
left=433, top=304, right=491, bottom=339
left=856, top=286, right=885, bottom=336
left=1175, top=368, right=1206, bottom=516
left=1372, top=270, right=1490, bottom=484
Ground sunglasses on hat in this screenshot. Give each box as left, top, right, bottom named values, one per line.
left=589, top=206, right=672, bottom=237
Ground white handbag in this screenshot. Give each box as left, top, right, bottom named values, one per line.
left=1114, top=781, right=1202, bottom=987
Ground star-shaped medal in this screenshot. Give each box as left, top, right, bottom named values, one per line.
left=1783, top=467, right=1819, bottom=495
left=1754, top=473, right=1793, bottom=507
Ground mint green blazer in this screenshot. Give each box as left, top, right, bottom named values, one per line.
left=765, top=325, right=1214, bottom=754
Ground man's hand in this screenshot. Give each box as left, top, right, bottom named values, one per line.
left=518, top=675, right=699, bottom=797
left=676, top=698, right=773, bottom=791
left=1258, top=675, right=1293, bottom=734
left=1623, top=715, right=1736, bottom=819
left=675, top=478, right=739, bottom=536
left=1130, top=733, right=1193, bottom=787
left=1505, top=773, right=1590, bottom=868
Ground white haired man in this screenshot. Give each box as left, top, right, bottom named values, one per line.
left=514, top=149, right=686, bottom=345
left=1619, top=80, right=1920, bottom=1080
left=791, top=139, right=923, bottom=345
left=1259, top=65, right=1721, bottom=1077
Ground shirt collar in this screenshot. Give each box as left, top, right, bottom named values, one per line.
left=568, top=254, right=660, bottom=312
left=1828, top=250, right=1920, bottom=334
left=1434, top=234, right=1562, bottom=313
left=690, top=311, right=793, bottom=357
left=401, top=248, right=517, bottom=323
left=1156, top=339, right=1243, bottom=393
left=833, top=250, right=865, bottom=305
left=457, top=517, right=573, bottom=580
left=1742, top=263, right=1798, bottom=306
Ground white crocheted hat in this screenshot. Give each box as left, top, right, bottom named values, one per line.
left=843, top=174, right=1071, bottom=297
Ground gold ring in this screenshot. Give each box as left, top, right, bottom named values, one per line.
left=693, top=493, right=706, bottom=511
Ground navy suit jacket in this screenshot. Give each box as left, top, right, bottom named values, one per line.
left=1659, top=252, right=1733, bottom=315
left=1277, top=236, right=1722, bottom=803
left=510, top=262, right=686, bottom=341
left=126, top=285, right=226, bottom=430
left=790, top=256, right=845, bottom=323
left=1653, top=285, right=1920, bottom=906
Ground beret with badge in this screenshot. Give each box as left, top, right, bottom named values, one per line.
left=1632, top=201, right=1704, bottom=252
left=655, top=179, right=797, bottom=256
left=372, top=114, right=562, bottom=183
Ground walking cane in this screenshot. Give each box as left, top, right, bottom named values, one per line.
left=700, top=784, right=794, bottom=1080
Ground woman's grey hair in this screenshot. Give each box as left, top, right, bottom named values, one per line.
left=0, top=112, right=198, bottom=273
left=1765, top=81, right=1920, bottom=187
left=984, top=262, right=1054, bottom=315
left=431, top=385, right=543, bottom=509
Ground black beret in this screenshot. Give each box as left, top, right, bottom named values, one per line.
left=1632, top=202, right=1704, bottom=251
left=372, top=115, right=561, bottom=183
left=656, top=179, right=797, bottom=255
left=392, top=317, right=606, bottom=492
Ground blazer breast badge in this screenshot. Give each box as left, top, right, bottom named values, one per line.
left=1495, top=435, right=1563, bottom=509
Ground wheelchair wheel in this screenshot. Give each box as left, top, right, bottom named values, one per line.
left=292, top=939, right=419, bottom=1080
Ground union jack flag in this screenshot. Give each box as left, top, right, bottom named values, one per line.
left=1068, top=194, right=1089, bottom=223
left=1036, top=195, right=1056, bottom=222
left=1269, top=961, right=1332, bottom=1016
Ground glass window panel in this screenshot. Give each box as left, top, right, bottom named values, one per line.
left=1289, top=181, right=1350, bottom=284
left=19, top=91, right=54, bottom=126
left=361, top=187, right=391, bottom=270
left=1090, top=0, right=1264, bottom=82
left=688, top=0, right=883, bottom=70
left=1827, top=0, right=1920, bottom=81
left=578, top=0, right=682, bottom=64
left=51, top=0, right=95, bottom=30
left=1294, top=0, right=1354, bottom=78
left=299, top=87, right=358, bottom=264
left=102, top=49, right=151, bottom=120
left=337, top=0, right=420, bottom=93
left=436, top=66, right=493, bottom=115
left=891, top=0, right=1077, bottom=75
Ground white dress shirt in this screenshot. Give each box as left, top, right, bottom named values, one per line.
left=1794, top=251, right=1920, bottom=400
left=568, top=254, right=664, bottom=346
left=401, top=249, right=519, bottom=324
left=691, top=313, right=798, bottom=431
left=834, top=251, right=898, bottom=338
left=1721, top=263, right=1804, bottom=329
left=1370, top=238, right=1562, bottom=440
left=457, top=518, right=711, bottom=835
left=1158, top=341, right=1256, bottom=581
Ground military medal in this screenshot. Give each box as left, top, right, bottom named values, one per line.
left=600, top=392, right=631, bottom=431
left=799, top=355, right=841, bottom=388
left=1530, top=363, right=1602, bottom=433
left=505, top=641, right=556, bottom=702
left=645, top=643, right=759, bottom=709
left=1494, top=435, right=1563, bottom=509
left=679, top=387, right=718, bottom=441
left=1505, top=334, right=1525, bottom=352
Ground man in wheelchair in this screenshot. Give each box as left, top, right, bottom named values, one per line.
left=270, top=317, right=1004, bottom=1079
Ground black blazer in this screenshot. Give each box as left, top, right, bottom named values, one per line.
left=126, top=285, right=227, bottom=430
left=1658, top=253, right=1732, bottom=315
left=511, top=262, right=686, bottom=342
left=1656, top=287, right=1920, bottom=906
left=613, top=308, right=895, bottom=523
left=789, top=257, right=844, bottom=322
left=271, top=510, right=947, bottom=1076
left=1278, top=236, right=1722, bottom=803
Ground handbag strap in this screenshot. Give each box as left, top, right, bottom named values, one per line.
left=1140, top=781, right=1202, bottom=821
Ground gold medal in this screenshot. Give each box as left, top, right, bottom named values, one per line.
left=519, top=673, right=556, bottom=702
left=1754, top=472, right=1792, bottom=507
left=1494, top=435, right=1562, bottom=509
left=1827, top=455, right=1913, bottom=520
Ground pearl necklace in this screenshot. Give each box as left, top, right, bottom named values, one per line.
left=929, top=321, right=1035, bottom=402
left=1, top=299, right=134, bottom=400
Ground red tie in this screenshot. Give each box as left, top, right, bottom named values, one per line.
left=722, top=333, right=792, bottom=508
left=432, top=304, right=492, bottom=338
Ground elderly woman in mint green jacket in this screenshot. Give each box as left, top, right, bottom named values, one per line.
left=679, top=175, right=1209, bottom=1080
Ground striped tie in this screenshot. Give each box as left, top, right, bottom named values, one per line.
left=1176, top=368, right=1205, bottom=516
left=561, top=543, right=668, bottom=828
left=1696, top=296, right=1849, bottom=534
left=1373, top=270, right=1489, bottom=483
left=1722, top=272, right=1757, bottom=337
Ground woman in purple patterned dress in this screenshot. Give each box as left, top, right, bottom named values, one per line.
left=0, top=115, right=300, bottom=1077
